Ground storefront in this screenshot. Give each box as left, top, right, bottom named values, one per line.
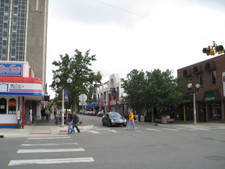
left=0, top=62, right=44, bottom=128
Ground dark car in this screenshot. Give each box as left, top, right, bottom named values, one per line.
left=102, top=112, right=127, bottom=127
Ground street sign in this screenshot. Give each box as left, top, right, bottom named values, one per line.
left=79, top=94, right=87, bottom=106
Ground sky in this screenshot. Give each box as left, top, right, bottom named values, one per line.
left=47, top=0, right=225, bottom=98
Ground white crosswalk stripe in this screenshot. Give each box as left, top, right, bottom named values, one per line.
left=87, top=130, right=100, bottom=134
left=162, top=128, right=180, bottom=131
left=8, top=157, right=94, bottom=166
left=189, top=128, right=210, bottom=131
left=146, top=128, right=162, bottom=131
left=21, top=142, right=78, bottom=146
left=17, top=148, right=85, bottom=153
left=27, top=136, right=70, bottom=140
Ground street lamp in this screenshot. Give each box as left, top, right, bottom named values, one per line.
left=187, top=83, right=200, bottom=125
left=55, top=75, right=72, bottom=127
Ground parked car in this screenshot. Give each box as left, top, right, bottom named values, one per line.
left=102, top=112, right=127, bottom=127
left=96, top=111, right=104, bottom=117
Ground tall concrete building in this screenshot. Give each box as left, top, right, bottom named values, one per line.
left=0, top=0, right=48, bottom=88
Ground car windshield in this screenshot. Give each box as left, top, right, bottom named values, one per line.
left=109, top=113, right=121, bottom=118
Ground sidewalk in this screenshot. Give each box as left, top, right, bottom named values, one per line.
left=0, top=118, right=68, bottom=138
left=136, top=120, right=225, bottom=129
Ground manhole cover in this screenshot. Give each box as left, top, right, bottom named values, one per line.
left=205, top=155, right=225, bottom=161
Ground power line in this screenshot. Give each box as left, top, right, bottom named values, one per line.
left=90, top=0, right=150, bottom=19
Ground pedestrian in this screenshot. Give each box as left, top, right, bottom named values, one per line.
left=41, top=108, right=45, bottom=121
left=67, top=111, right=73, bottom=134
left=55, top=109, right=60, bottom=125
left=72, top=112, right=80, bottom=133
left=29, top=107, right=32, bottom=125
left=128, top=110, right=136, bottom=130
left=45, top=108, right=50, bottom=121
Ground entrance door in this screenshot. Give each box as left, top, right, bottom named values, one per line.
left=0, top=98, right=7, bottom=114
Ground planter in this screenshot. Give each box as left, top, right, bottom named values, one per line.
left=161, top=116, right=167, bottom=124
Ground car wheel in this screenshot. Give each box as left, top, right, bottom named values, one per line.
left=108, top=121, right=112, bottom=127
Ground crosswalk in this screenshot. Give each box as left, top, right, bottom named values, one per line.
left=8, top=135, right=95, bottom=166
left=83, top=126, right=214, bottom=134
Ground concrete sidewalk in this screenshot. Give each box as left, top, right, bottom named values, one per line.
left=0, top=119, right=69, bottom=138
left=136, top=120, right=225, bottom=129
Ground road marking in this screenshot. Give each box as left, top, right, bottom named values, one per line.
left=21, top=143, right=78, bottom=146
left=146, top=128, right=161, bottom=131
left=8, top=157, right=94, bottom=166
left=27, top=136, right=70, bottom=140
left=109, top=129, right=118, bottom=133
left=189, top=128, right=210, bottom=131
left=87, top=130, right=100, bottom=134
left=162, top=128, right=180, bottom=131
left=17, top=148, right=85, bottom=153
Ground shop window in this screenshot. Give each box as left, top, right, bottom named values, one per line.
left=210, top=70, right=216, bottom=85
left=8, top=98, right=16, bottom=114
left=0, top=98, right=7, bottom=114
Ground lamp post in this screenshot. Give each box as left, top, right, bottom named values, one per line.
left=55, top=76, right=72, bottom=127
left=187, top=83, right=200, bottom=125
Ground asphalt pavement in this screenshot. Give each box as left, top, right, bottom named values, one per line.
left=0, top=116, right=225, bottom=138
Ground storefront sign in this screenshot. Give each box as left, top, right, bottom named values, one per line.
left=223, top=72, right=225, bottom=96
left=0, top=63, right=22, bottom=76
left=0, top=82, right=42, bottom=96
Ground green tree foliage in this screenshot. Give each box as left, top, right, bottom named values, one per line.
left=146, top=69, right=181, bottom=114
left=122, top=69, right=147, bottom=120
left=122, top=69, right=182, bottom=119
left=50, top=49, right=102, bottom=112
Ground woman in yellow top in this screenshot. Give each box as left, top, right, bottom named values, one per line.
left=128, top=110, right=136, bottom=130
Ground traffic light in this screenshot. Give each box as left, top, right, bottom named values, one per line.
left=202, top=42, right=224, bottom=56
left=215, top=45, right=224, bottom=54
left=202, top=46, right=215, bottom=56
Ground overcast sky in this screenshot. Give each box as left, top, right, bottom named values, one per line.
left=47, top=0, right=225, bottom=97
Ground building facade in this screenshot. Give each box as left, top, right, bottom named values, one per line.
left=0, top=0, right=48, bottom=87
left=0, top=0, right=48, bottom=128
left=0, top=61, right=44, bottom=128
left=177, top=54, right=225, bottom=122
left=95, top=73, right=127, bottom=115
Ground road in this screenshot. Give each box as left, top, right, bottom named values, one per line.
left=0, top=115, right=225, bottom=169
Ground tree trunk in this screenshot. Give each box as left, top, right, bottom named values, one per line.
left=151, top=107, right=155, bottom=123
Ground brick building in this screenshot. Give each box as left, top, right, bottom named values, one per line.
left=177, top=54, right=225, bottom=122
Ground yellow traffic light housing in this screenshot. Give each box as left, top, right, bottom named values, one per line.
left=202, top=42, right=224, bottom=56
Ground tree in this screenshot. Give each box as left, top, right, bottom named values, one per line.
left=50, top=49, right=102, bottom=112
left=146, top=69, right=182, bottom=117
left=122, top=69, right=147, bottom=121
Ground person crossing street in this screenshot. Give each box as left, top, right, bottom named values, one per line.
left=72, top=112, right=80, bottom=133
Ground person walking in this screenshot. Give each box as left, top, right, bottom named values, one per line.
left=72, top=112, right=80, bottom=133
left=45, top=108, right=50, bottom=121
left=67, top=111, right=73, bottom=134
left=128, top=110, right=136, bottom=130
left=29, top=107, right=33, bottom=125
left=55, top=109, right=60, bottom=125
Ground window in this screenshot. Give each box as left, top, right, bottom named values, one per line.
left=187, top=76, right=192, bottom=84
left=210, top=70, right=216, bottom=85
left=0, top=98, right=7, bottom=114
left=8, top=98, right=16, bottom=114
left=198, top=73, right=203, bottom=86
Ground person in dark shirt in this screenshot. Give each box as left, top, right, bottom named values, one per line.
left=67, top=111, right=73, bottom=134
left=72, top=112, right=80, bottom=133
